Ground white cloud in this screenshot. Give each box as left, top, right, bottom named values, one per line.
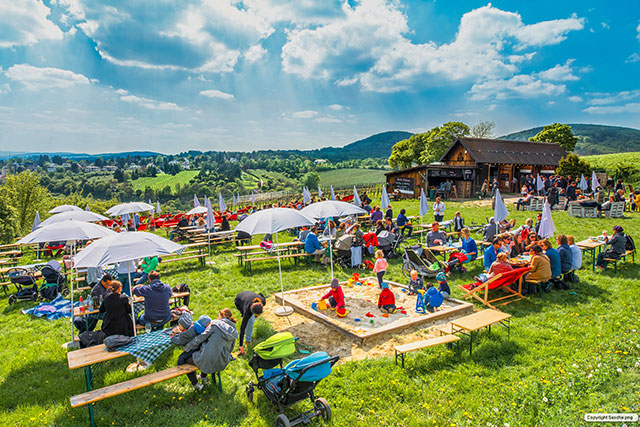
left=0, top=84, right=11, bottom=95
left=200, top=89, right=234, bottom=100
left=288, top=110, right=318, bottom=119
left=583, top=103, right=640, bottom=114
left=243, top=0, right=344, bottom=26
left=626, top=53, right=640, bottom=63
left=637, top=23, right=640, bottom=41
left=5, top=64, right=92, bottom=90
left=281, top=2, right=584, bottom=92
left=120, top=94, right=183, bottom=111
left=469, top=74, right=566, bottom=101
left=0, top=0, right=64, bottom=48
left=244, top=45, right=267, bottom=63
left=328, top=104, right=345, bottom=111
left=537, top=60, right=579, bottom=81
left=586, top=90, right=640, bottom=106
left=601, top=22, right=610, bottom=29
left=314, top=116, right=341, bottom=123
left=568, top=96, right=582, bottom=102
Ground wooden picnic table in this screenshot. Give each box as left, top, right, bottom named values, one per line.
left=576, top=239, right=605, bottom=271
left=235, top=241, right=304, bottom=269
left=447, top=309, right=512, bottom=355
left=73, top=292, right=190, bottom=317
left=427, top=245, right=458, bottom=259
left=0, top=250, right=22, bottom=259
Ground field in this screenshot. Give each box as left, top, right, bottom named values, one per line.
left=2, top=198, right=639, bottom=426
left=318, top=168, right=386, bottom=187
left=131, top=170, right=199, bottom=192
left=584, top=151, right=640, bottom=170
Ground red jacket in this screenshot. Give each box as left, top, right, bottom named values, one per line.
left=378, top=288, right=395, bottom=307
left=322, top=286, right=345, bottom=308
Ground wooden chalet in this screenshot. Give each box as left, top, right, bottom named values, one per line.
left=385, top=137, right=567, bottom=199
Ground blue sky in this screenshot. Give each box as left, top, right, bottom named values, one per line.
left=0, top=0, right=639, bottom=154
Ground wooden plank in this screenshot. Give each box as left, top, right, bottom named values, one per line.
left=74, top=292, right=190, bottom=317
left=395, top=334, right=460, bottom=353
left=70, top=364, right=199, bottom=407
left=67, top=344, right=129, bottom=369
left=160, top=254, right=206, bottom=264
left=450, top=309, right=511, bottom=332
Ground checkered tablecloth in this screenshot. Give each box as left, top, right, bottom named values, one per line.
left=118, top=330, right=173, bottom=364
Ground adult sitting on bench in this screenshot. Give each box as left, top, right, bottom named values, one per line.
left=556, top=235, right=575, bottom=284
left=525, top=245, right=551, bottom=294
left=133, top=271, right=172, bottom=331
left=74, top=273, right=113, bottom=333
left=596, top=225, right=627, bottom=270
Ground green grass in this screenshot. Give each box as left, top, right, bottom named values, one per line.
left=131, top=170, right=200, bottom=192
left=584, top=151, right=640, bottom=170
left=318, top=169, right=386, bottom=187
left=2, top=199, right=640, bottom=426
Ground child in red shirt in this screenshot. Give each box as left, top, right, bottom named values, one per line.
left=377, top=282, right=396, bottom=313
left=321, top=278, right=345, bottom=309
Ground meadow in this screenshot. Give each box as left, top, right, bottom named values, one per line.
left=318, top=169, right=386, bottom=187
left=1, top=198, right=639, bottom=426
left=131, top=171, right=200, bottom=192
left=584, top=151, right=640, bottom=170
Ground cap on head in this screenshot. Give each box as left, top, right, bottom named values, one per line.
left=331, top=278, right=340, bottom=288
left=435, top=272, right=446, bottom=282
left=178, top=312, right=193, bottom=330
left=613, top=225, right=624, bottom=233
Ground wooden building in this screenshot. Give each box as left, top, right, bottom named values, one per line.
left=385, top=137, right=567, bottom=199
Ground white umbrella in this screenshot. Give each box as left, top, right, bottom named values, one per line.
left=218, top=193, right=227, bottom=212
left=205, top=196, right=213, bottom=210
left=381, top=185, right=391, bottom=210
left=194, top=195, right=201, bottom=208
left=493, top=188, right=509, bottom=237
left=155, top=201, right=161, bottom=214
left=353, top=186, right=361, bottom=207
left=39, top=210, right=108, bottom=227
left=251, top=191, right=256, bottom=205
left=106, top=202, right=154, bottom=216
left=235, top=208, right=314, bottom=315
left=302, top=187, right=311, bottom=205
left=579, top=174, right=588, bottom=192
left=232, top=194, right=237, bottom=208
left=186, top=206, right=208, bottom=215
left=19, top=220, right=116, bottom=244
left=301, top=201, right=366, bottom=279
left=85, top=204, right=91, bottom=212
left=318, top=186, right=323, bottom=198
left=49, top=204, right=83, bottom=214
left=591, top=171, right=600, bottom=192
left=538, top=199, right=556, bottom=239
left=419, top=188, right=429, bottom=244
left=203, top=195, right=209, bottom=208
left=32, top=211, right=41, bottom=232
left=330, top=186, right=336, bottom=201
left=205, top=201, right=216, bottom=254
left=536, top=174, right=545, bottom=194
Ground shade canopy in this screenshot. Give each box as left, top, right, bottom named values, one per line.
left=235, top=208, right=314, bottom=236
left=73, top=232, right=185, bottom=268
left=186, top=206, right=208, bottom=215
left=538, top=199, right=556, bottom=239
left=39, top=210, right=108, bottom=227
left=49, top=204, right=83, bottom=214
left=19, top=220, right=116, bottom=244
left=106, top=202, right=154, bottom=216
left=301, top=200, right=367, bottom=220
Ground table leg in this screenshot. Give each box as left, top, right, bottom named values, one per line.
left=84, top=366, right=95, bottom=427
left=469, top=331, right=473, bottom=357
left=591, top=248, right=595, bottom=271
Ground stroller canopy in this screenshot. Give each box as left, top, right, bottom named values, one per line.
left=284, top=351, right=333, bottom=382
left=334, top=235, right=353, bottom=251
left=377, top=230, right=395, bottom=247
left=254, top=332, right=296, bottom=360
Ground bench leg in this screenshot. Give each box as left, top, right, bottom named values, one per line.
left=84, top=366, right=95, bottom=427
left=217, top=372, right=222, bottom=392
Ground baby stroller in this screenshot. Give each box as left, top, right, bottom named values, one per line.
left=39, top=260, right=69, bottom=301
left=246, top=332, right=339, bottom=427
left=7, top=268, right=38, bottom=305
left=377, top=230, right=402, bottom=259
left=401, top=246, right=445, bottom=280
left=334, top=235, right=353, bottom=268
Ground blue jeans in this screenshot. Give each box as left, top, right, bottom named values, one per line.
left=244, top=314, right=256, bottom=343
left=137, top=312, right=172, bottom=328
left=136, top=272, right=149, bottom=285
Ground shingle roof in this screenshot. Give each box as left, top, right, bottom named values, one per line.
left=441, top=137, right=567, bottom=166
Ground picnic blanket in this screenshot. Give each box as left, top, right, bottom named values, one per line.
left=117, top=330, right=173, bottom=364
left=21, top=296, right=79, bottom=320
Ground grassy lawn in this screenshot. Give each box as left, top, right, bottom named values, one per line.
left=319, top=169, right=386, bottom=187
left=584, top=151, right=640, bottom=170
left=1, top=199, right=639, bottom=426
left=131, top=170, right=200, bottom=192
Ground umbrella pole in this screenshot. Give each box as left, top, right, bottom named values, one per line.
left=274, top=232, right=293, bottom=316
left=128, top=270, right=137, bottom=337
left=420, top=215, right=423, bottom=244
left=70, top=244, right=75, bottom=343
left=330, top=236, right=334, bottom=280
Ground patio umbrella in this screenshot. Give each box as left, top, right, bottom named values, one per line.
left=301, top=201, right=367, bottom=279
left=494, top=189, right=509, bottom=237
left=536, top=174, right=545, bottom=195
left=218, top=193, right=227, bottom=212
left=591, top=171, right=600, bottom=192
left=579, top=174, right=588, bottom=192
left=155, top=201, right=161, bottom=215
left=538, top=199, right=556, bottom=239
left=419, top=188, right=429, bottom=244
left=317, top=186, right=323, bottom=198
left=205, top=201, right=216, bottom=254
left=186, top=206, right=208, bottom=216
left=381, top=185, right=390, bottom=210
left=194, top=195, right=201, bottom=208
left=39, top=210, right=108, bottom=227
left=85, top=204, right=90, bottom=212
left=353, top=186, right=361, bottom=207
left=49, top=204, right=83, bottom=214
left=232, top=194, right=237, bottom=209
left=330, top=186, right=336, bottom=201
left=106, top=202, right=154, bottom=217
left=235, top=208, right=314, bottom=315
left=302, top=187, right=311, bottom=205
left=251, top=191, right=256, bottom=205
left=32, top=211, right=41, bottom=232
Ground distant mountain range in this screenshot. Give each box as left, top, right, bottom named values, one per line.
left=0, top=150, right=161, bottom=161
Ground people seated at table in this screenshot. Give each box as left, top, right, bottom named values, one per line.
left=526, top=245, right=552, bottom=289
left=483, top=238, right=502, bottom=271
left=498, top=218, right=517, bottom=233
left=197, top=216, right=206, bottom=229
left=510, top=234, right=526, bottom=258
left=458, top=227, right=477, bottom=261
left=540, top=239, right=565, bottom=289
left=176, top=308, right=238, bottom=391
left=483, top=217, right=497, bottom=243
left=475, top=252, right=513, bottom=283
left=596, top=225, right=627, bottom=269
left=100, top=280, right=134, bottom=337
left=396, top=209, right=412, bottom=237
left=304, top=226, right=327, bottom=263
left=133, top=271, right=172, bottom=329
left=601, top=195, right=615, bottom=212
left=136, top=255, right=159, bottom=285
left=524, top=232, right=539, bottom=251
left=516, top=192, right=534, bottom=210
left=614, top=189, right=626, bottom=202
left=349, top=223, right=365, bottom=247
left=426, top=222, right=447, bottom=247
left=117, top=259, right=138, bottom=295
left=556, top=234, right=574, bottom=282
left=514, top=218, right=534, bottom=238
left=384, top=217, right=398, bottom=234
left=566, top=235, right=582, bottom=271
left=220, top=215, right=230, bottom=231
left=298, top=226, right=311, bottom=242
left=370, top=206, right=383, bottom=223
left=74, top=273, right=113, bottom=333
left=453, top=211, right=464, bottom=232
left=384, top=205, right=393, bottom=220
left=235, top=291, right=266, bottom=355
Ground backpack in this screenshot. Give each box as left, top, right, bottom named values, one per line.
left=625, top=234, right=635, bottom=252
left=79, top=330, right=106, bottom=348
left=104, top=334, right=134, bottom=350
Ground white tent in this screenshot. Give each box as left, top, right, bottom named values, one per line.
left=19, top=220, right=116, bottom=245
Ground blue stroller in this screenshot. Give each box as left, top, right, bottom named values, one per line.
left=246, top=332, right=340, bottom=426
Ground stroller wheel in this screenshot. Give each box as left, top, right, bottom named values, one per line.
left=8, top=295, right=16, bottom=305
left=275, top=414, right=291, bottom=427
left=61, top=286, right=70, bottom=297
left=358, top=263, right=367, bottom=271
left=245, top=383, right=254, bottom=403
left=314, top=397, right=332, bottom=421
left=402, top=262, right=412, bottom=279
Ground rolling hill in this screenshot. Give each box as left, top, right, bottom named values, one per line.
left=301, top=131, right=413, bottom=161
left=500, top=124, right=640, bottom=155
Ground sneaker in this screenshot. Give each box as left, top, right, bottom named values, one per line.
left=198, top=375, right=208, bottom=385
left=193, top=382, right=204, bottom=392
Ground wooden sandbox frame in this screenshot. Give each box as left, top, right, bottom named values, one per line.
left=274, top=277, right=474, bottom=344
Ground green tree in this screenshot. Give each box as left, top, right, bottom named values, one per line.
left=300, top=171, right=320, bottom=189
left=556, top=153, right=591, bottom=178
left=113, top=168, right=125, bottom=182
left=529, top=123, right=578, bottom=152
left=610, top=162, right=639, bottom=182
left=471, top=120, right=495, bottom=138
left=1, top=171, right=50, bottom=235
left=0, top=198, right=17, bottom=244
left=389, top=122, right=469, bottom=169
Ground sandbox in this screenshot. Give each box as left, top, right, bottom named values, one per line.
left=274, top=277, right=473, bottom=344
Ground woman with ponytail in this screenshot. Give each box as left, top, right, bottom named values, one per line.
left=234, top=291, right=266, bottom=354
left=178, top=308, right=238, bottom=391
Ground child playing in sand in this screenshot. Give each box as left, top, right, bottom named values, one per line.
left=407, top=270, right=424, bottom=295
left=373, top=250, right=388, bottom=288
left=435, top=272, right=451, bottom=299
left=377, top=282, right=397, bottom=313
left=320, top=278, right=345, bottom=310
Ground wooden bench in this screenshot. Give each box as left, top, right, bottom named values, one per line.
left=160, top=253, right=207, bottom=267
left=448, top=309, right=512, bottom=356
left=604, top=249, right=636, bottom=273
left=525, top=198, right=543, bottom=211
left=394, top=335, right=460, bottom=368
left=242, top=252, right=312, bottom=272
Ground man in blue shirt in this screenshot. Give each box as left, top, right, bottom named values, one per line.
left=396, top=208, right=412, bottom=237
left=484, top=238, right=502, bottom=271
left=304, top=226, right=325, bottom=262
left=541, top=239, right=562, bottom=278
